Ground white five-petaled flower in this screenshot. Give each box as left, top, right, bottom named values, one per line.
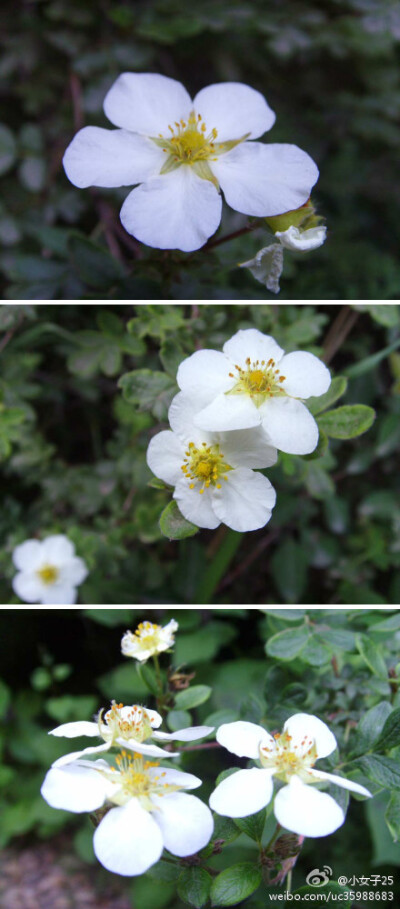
left=63, top=72, right=319, bottom=252
left=121, top=619, right=178, bottom=662
left=41, top=752, right=214, bottom=876
left=12, top=535, right=88, bottom=605
left=147, top=393, right=277, bottom=532
left=49, top=701, right=214, bottom=767
left=209, top=714, right=372, bottom=838
left=177, top=328, right=331, bottom=455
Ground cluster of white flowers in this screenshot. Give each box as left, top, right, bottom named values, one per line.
left=12, top=534, right=88, bottom=604
left=63, top=73, right=319, bottom=252
left=147, top=328, right=331, bottom=532
left=41, top=703, right=371, bottom=876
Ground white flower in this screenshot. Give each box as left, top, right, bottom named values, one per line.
left=121, top=619, right=178, bottom=662
left=147, top=393, right=277, bottom=532
left=12, top=535, right=88, bottom=605
left=209, top=714, right=372, bottom=838
left=275, top=224, right=327, bottom=252
left=177, top=328, right=331, bottom=455
left=41, top=752, right=214, bottom=875
left=63, top=72, right=319, bottom=252
left=49, top=701, right=214, bottom=767
left=239, top=244, right=284, bottom=294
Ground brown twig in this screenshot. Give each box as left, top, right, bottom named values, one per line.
left=202, top=224, right=258, bottom=252
left=322, top=306, right=360, bottom=365
left=217, top=528, right=280, bottom=592
left=176, top=742, right=222, bottom=752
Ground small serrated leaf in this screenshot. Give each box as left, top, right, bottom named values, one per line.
left=159, top=500, right=199, bottom=541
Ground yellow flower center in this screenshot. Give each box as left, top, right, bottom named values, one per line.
left=259, top=730, right=318, bottom=782
left=181, top=441, right=232, bottom=494
left=37, top=564, right=59, bottom=585
left=227, top=357, right=287, bottom=406
left=158, top=112, right=218, bottom=164
left=101, top=702, right=153, bottom=744
left=107, top=752, right=180, bottom=809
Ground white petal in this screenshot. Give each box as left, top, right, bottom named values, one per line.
left=94, top=800, right=163, bottom=875
left=209, top=768, right=274, bottom=817
left=104, top=72, right=192, bottom=135
left=147, top=709, right=163, bottom=728
left=279, top=351, right=331, bottom=399
left=40, top=535, right=75, bottom=563
left=63, top=127, right=164, bottom=189
left=146, top=430, right=184, bottom=486
left=176, top=352, right=233, bottom=407
left=193, top=82, right=275, bottom=141
left=217, top=721, right=275, bottom=759
left=12, top=539, right=42, bottom=571
left=154, top=725, right=214, bottom=742
left=223, top=329, right=284, bottom=368
left=120, top=738, right=179, bottom=758
left=152, top=792, right=213, bottom=856
left=52, top=742, right=111, bottom=769
left=148, top=767, right=202, bottom=789
left=212, top=143, right=319, bottom=217
left=40, top=585, right=77, bottom=605
left=174, top=480, right=220, bottom=530
left=194, top=393, right=260, bottom=433
left=120, top=167, right=222, bottom=252
left=49, top=721, right=98, bottom=739
left=276, top=225, right=327, bottom=252
left=259, top=397, right=319, bottom=455
left=212, top=468, right=276, bottom=533
left=307, top=768, right=372, bottom=797
left=12, top=572, right=44, bottom=604
left=219, top=427, right=277, bottom=469
left=274, top=777, right=344, bottom=837
left=240, top=244, right=284, bottom=294
left=59, top=557, right=88, bottom=586
left=283, top=714, right=337, bottom=759
left=41, top=763, right=107, bottom=812
left=168, top=393, right=213, bottom=444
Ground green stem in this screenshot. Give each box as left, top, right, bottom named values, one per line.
left=286, top=869, right=293, bottom=894
left=194, top=529, right=243, bottom=604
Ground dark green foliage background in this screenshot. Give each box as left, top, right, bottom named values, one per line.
left=1, top=0, right=400, bottom=299
left=0, top=302, right=399, bottom=606
left=1, top=607, right=400, bottom=908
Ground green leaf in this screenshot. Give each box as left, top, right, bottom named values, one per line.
left=212, top=813, right=241, bottom=845
left=118, top=368, right=177, bottom=420
left=356, top=633, right=388, bottom=679
left=45, top=695, right=98, bottom=723
left=0, top=679, right=11, bottom=718
left=266, top=624, right=310, bottom=660
left=385, top=791, right=400, bottom=841
left=373, top=709, right=400, bottom=752
left=351, top=701, right=393, bottom=755
left=0, top=123, right=17, bottom=175
left=317, top=628, right=355, bottom=651
left=175, top=684, right=211, bottom=710
left=234, top=808, right=266, bottom=843
left=210, top=863, right=262, bottom=907
left=293, top=883, right=351, bottom=908
left=167, top=709, right=192, bottom=731
left=178, top=867, right=212, bottom=908
left=356, top=754, right=400, bottom=790
left=318, top=404, right=375, bottom=439
left=371, top=613, right=400, bottom=633
left=68, top=233, right=125, bottom=289
left=307, top=375, right=348, bottom=415
left=159, top=500, right=199, bottom=541
left=270, top=540, right=308, bottom=602
left=344, top=337, right=400, bottom=379
left=361, top=304, right=400, bottom=327
left=136, top=662, right=159, bottom=696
